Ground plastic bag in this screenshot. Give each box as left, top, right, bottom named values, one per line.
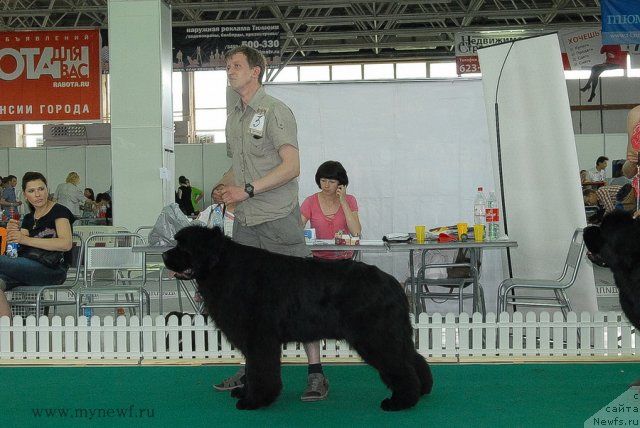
left=196, top=204, right=224, bottom=230
left=413, top=249, right=457, bottom=279
left=148, top=203, right=196, bottom=246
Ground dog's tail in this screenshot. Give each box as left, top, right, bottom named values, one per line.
left=413, top=352, right=433, bottom=395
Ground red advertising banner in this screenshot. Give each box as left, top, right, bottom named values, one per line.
left=0, top=29, right=101, bottom=123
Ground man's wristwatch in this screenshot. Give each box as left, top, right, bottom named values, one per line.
left=244, top=183, right=255, bottom=198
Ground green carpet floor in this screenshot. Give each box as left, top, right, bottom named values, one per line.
left=0, top=363, right=637, bottom=428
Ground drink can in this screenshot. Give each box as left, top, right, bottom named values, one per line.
left=6, top=242, right=19, bottom=258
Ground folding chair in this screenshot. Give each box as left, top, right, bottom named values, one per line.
left=496, top=228, right=585, bottom=318
left=76, top=232, right=150, bottom=317
left=8, top=232, right=84, bottom=319
left=415, top=248, right=484, bottom=316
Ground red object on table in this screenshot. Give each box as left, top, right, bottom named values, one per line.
left=437, top=233, right=457, bottom=243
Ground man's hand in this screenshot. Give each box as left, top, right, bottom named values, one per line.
left=212, top=184, right=225, bottom=204
left=221, top=185, right=249, bottom=204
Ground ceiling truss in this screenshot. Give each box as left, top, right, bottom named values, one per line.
left=0, top=0, right=603, bottom=63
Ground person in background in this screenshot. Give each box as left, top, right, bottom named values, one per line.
left=54, top=172, right=90, bottom=217
left=609, top=161, right=632, bottom=186
left=95, top=192, right=112, bottom=224
left=81, top=188, right=97, bottom=216
left=0, top=175, right=22, bottom=218
left=588, top=156, right=608, bottom=183
left=175, top=175, right=195, bottom=216
left=580, top=170, right=588, bottom=184
left=0, top=171, right=75, bottom=291
left=189, top=180, right=203, bottom=214
left=211, top=46, right=328, bottom=402
left=301, top=161, right=361, bottom=260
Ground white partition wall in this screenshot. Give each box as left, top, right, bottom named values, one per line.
left=478, top=34, right=597, bottom=312
left=267, top=80, right=512, bottom=312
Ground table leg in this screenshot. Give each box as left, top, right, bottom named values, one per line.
left=409, top=249, right=418, bottom=316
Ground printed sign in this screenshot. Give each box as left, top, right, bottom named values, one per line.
left=455, top=32, right=524, bottom=74
left=601, top=0, right=640, bottom=45
left=0, top=29, right=101, bottom=123
left=171, top=25, right=282, bottom=71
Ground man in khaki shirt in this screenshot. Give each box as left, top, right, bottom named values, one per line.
left=212, top=46, right=328, bottom=402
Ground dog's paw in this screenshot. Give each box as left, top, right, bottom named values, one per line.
left=236, top=398, right=261, bottom=410
left=231, top=386, right=247, bottom=399
left=380, top=397, right=412, bottom=412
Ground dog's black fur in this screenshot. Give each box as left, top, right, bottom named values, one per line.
left=162, top=226, right=433, bottom=411
left=584, top=211, right=640, bottom=329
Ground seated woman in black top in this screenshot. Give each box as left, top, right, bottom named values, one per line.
left=0, top=171, right=75, bottom=290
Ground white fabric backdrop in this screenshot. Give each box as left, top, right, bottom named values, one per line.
left=478, top=34, right=597, bottom=312
left=267, top=80, right=508, bottom=313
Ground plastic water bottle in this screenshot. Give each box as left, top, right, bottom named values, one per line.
left=473, top=187, right=487, bottom=225
left=486, top=191, right=500, bottom=241
left=6, top=242, right=19, bottom=258
left=211, top=205, right=224, bottom=230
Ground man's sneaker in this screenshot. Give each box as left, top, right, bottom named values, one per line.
left=300, top=373, right=329, bottom=402
left=213, top=367, right=245, bottom=392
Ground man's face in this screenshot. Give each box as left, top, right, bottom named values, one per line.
left=584, top=193, right=598, bottom=205
left=597, top=160, right=608, bottom=171
left=10, top=178, right=16, bottom=188
left=226, top=53, right=258, bottom=93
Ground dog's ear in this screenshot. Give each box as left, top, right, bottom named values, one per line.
left=190, top=226, right=224, bottom=279
left=583, top=225, right=603, bottom=254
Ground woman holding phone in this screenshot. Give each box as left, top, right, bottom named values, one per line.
left=301, top=160, right=361, bottom=260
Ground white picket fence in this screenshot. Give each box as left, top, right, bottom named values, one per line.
left=0, top=311, right=638, bottom=363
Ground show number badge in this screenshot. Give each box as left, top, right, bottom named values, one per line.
left=249, top=108, right=267, bottom=138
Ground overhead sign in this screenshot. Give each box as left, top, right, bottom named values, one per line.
left=0, top=29, right=101, bottom=123
left=601, top=0, right=640, bottom=45
left=456, top=29, right=622, bottom=74
left=171, top=25, right=282, bottom=71
left=455, top=32, right=524, bottom=74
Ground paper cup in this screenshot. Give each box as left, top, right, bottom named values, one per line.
left=415, top=225, right=426, bottom=244
left=473, top=224, right=485, bottom=242
left=457, top=223, right=468, bottom=241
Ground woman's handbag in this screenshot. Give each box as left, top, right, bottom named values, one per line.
left=19, top=245, right=64, bottom=269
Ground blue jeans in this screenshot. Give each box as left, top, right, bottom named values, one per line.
left=0, top=256, right=67, bottom=290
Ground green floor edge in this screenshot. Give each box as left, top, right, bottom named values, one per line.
left=0, top=363, right=638, bottom=428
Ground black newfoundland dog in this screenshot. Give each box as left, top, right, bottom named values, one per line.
left=584, top=210, right=640, bottom=329
left=162, top=226, right=433, bottom=411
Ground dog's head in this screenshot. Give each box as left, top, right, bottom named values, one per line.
left=162, top=226, right=226, bottom=280
left=584, top=210, right=640, bottom=272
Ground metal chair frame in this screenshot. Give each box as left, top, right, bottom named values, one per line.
left=76, top=232, right=150, bottom=317
left=496, top=228, right=585, bottom=318
left=8, top=232, right=84, bottom=319
left=415, top=249, right=485, bottom=316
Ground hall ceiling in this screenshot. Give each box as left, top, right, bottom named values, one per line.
left=0, top=0, right=602, bottom=63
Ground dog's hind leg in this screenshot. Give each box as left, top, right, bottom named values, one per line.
left=235, top=341, right=283, bottom=410
left=413, top=351, right=433, bottom=395
left=351, top=340, right=421, bottom=411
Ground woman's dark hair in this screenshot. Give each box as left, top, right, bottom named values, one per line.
left=22, top=171, right=48, bottom=213
left=22, top=171, right=47, bottom=191
left=84, top=188, right=95, bottom=201
left=315, top=161, right=349, bottom=188
left=179, top=175, right=188, bottom=185
left=96, top=192, right=111, bottom=203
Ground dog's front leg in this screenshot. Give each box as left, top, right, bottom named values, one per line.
left=235, top=341, right=283, bottom=410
